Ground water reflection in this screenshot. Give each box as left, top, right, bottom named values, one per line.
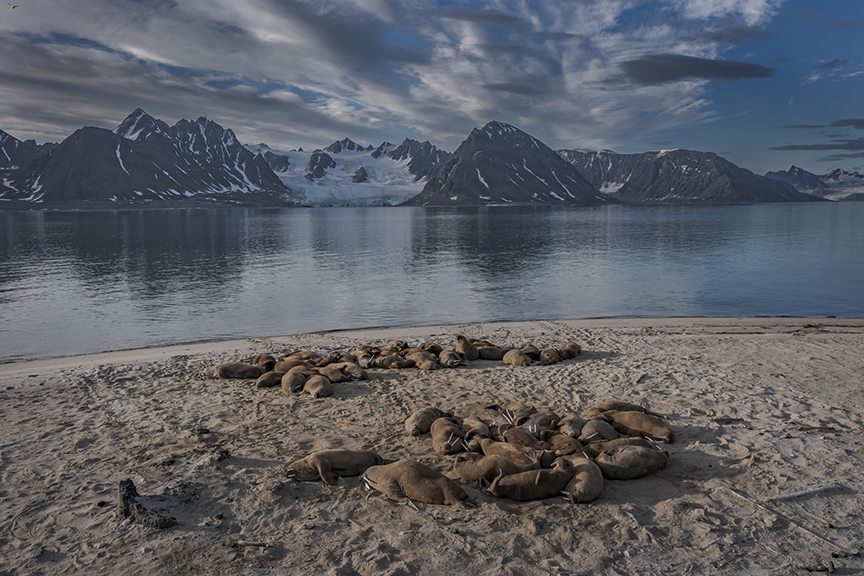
left=1, top=203, right=863, bottom=361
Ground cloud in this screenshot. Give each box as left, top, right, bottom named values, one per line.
left=815, top=59, right=849, bottom=69
left=829, top=119, right=864, bottom=130
left=768, top=137, right=864, bottom=151
left=620, top=54, right=774, bottom=85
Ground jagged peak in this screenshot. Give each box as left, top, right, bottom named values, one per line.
left=324, top=137, right=365, bottom=154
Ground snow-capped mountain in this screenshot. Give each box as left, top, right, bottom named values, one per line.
left=764, top=166, right=864, bottom=201
left=246, top=137, right=451, bottom=207
left=403, top=121, right=612, bottom=206
left=560, top=149, right=820, bottom=203
left=0, top=109, right=299, bottom=208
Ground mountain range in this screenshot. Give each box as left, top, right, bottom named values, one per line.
left=0, top=109, right=857, bottom=209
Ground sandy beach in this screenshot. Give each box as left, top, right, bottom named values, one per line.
left=1, top=317, right=863, bottom=576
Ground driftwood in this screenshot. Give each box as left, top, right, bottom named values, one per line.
left=116, top=479, right=176, bottom=529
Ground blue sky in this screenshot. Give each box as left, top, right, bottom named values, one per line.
left=0, top=0, right=861, bottom=174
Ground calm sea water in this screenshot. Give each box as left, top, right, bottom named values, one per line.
left=1, top=203, right=862, bottom=362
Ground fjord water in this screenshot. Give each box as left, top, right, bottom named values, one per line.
left=1, top=203, right=862, bottom=362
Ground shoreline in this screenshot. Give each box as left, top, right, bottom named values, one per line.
left=2, top=317, right=863, bottom=575
left=4, top=316, right=863, bottom=374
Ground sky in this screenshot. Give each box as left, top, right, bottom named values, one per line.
left=0, top=0, right=862, bottom=175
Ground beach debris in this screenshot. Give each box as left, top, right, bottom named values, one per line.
left=116, top=479, right=176, bottom=529
left=769, top=485, right=843, bottom=502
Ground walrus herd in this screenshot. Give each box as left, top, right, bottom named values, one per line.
left=199, top=335, right=583, bottom=399
left=202, top=335, right=674, bottom=507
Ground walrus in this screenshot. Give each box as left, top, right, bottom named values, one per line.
left=371, top=355, right=415, bottom=369
left=521, top=344, right=541, bottom=361
left=558, top=342, right=582, bottom=359
left=284, top=350, right=323, bottom=363
left=578, top=417, right=619, bottom=442
left=584, top=400, right=668, bottom=420
left=504, top=427, right=551, bottom=450
left=201, top=362, right=264, bottom=379
left=518, top=411, right=560, bottom=434
left=284, top=450, right=383, bottom=484
left=502, top=349, right=532, bottom=367
left=362, top=460, right=475, bottom=508
left=581, top=437, right=658, bottom=459
left=404, top=407, right=445, bottom=436
left=403, top=350, right=440, bottom=371
left=281, top=371, right=307, bottom=393
left=454, top=335, right=479, bottom=361
left=316, top=352, right=356, bottom=367
left=453, top=404, right=504, bottom=426
left=557, top=413, right=587, bottom=438
left=255, top=371, right=284, bottom=388
left=480, top=438, right=553, bottom=467
left=452, top=452, right=542, bottom=483
left=327, top=361, right=368, bottom=381
left=431, top=416, right=467, bottom=455
left=461, top=417, right=491, bottom=441
left=538, top=348, right=562, bottom=366
left=546, top=432, right=585, bottom=456
left=252, top=354, right=276, bottom=371
left=355, top=352, right=375, bottom=369
left=486, top=456, right=576, bottom=501
left=604, top=410, right=676, bottom=443
left=420, top=341, right=444, bottom=355
left=315, top=365, right=352, bottom=383
left=273, top=357, right=313, bottom=373
left=477, top=346, right=508, bottom=361
left=438, top=349, right=464, bottom=368
left=562, top=453, right=604, bottom=503
left=595, top=445, right=669, bottom=480
left=303, top=375, right=333, bottom=398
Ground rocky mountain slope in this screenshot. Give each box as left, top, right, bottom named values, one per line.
left=403, top=121, right=613, bottom=206
left=559, top=149, right=821, bottom=204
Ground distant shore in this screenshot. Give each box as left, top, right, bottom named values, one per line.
left=2, top=317, right=863, bottom=575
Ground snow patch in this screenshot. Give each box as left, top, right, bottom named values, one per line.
left=116, top=144, right=130, bottom=175
left=476, top=169, right=489, bottom=188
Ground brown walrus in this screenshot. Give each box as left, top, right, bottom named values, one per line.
left=452, top=452, right=542, bottom=483
left=584, top=400, right=668, bottom=420
left=281, top=371, right=307, bottom=393
left=558, top=342, right=582, bottom=359
left=477, top=346, right=508, bottom=361
left=480, top=438, right=553, bottom=467
left=545, top=432, right=585, bottom=456
left=362, top=460, right=475, bottom=508
left=420, top=341, right=444, bottom=355
left=502, top=349, right=532, bottom=367
left=504, top=427, right=551, bottom=450
left=303, top=375, right=333, bottom=398
left=438, top=349, right=464, bottom=368
left=453, top=404, right=504, bottom=426
left=315, top=352, right=356, bottom=367
left=595, top=445, right=669, bottom=480
left=581, top=437, right=658, bottom=459
left=521, top=344, right=541, bottom=361
left=562, top=453, right=604, bottom=503
left=604, top=410, right=675, bottom=443
left=201, top=362, right=265, bottom=379
left=538, top=348, right=562, bottom=366
left=404, top=407, right=445, bottom=436
left=327, top=362, right=368, bottom=381
left=252, top=354, right=276, bottom=371
left=403, top=350, right=440, bottom=371
left=578, top=417, right=619, bottom=442
left=273, top=357, right=313, bottom=373
left=431, top=416, right=467, bottom=455
left=454, top=335, right=479, bottom=361
left=284, top=350, right=323, bottom=363
left=284, top=450, right=383, bottom=484
left=517, top=411, right=560, bottom=434
left=255, top=371, right=284, bottom=388
left=370, top=355, right=415, bottom=369
left=557, top=413, right=587, bottom=438
left=486, top=456, right=576, bottom=501
left=315, top=365, right=352, bottom=383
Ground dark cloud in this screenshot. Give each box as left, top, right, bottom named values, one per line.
left=829, top=119, right=864, bottom=130
left=815, top=59, right=849, bottom=69
left=432, top=6, right=525, bottom=27
left=691, top=23, right=772, bottom=45
left=620, top=54, right=774, bottom=85
left=782, top=124, right=825, bottom=129
left=768, top=137, right=864, bottom=151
